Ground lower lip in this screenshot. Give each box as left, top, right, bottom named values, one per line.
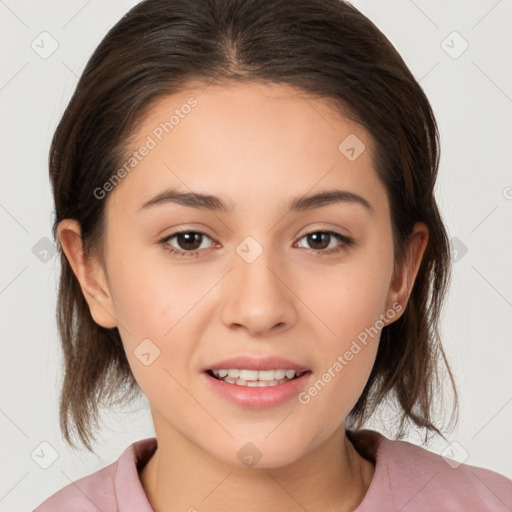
left=202, top=371, right=312, bottom=409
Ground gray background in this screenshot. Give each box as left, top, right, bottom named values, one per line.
left=1, top=0, right=511, bottom=510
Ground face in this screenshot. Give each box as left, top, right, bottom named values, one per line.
left=62, top=81, right=426, bottom=468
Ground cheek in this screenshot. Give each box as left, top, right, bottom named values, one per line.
left=106, top=250, right=209, bottom=384
left=299, top=280, right=386, bottom=437
left=108, top=241, right=196, bottom=334
left=298, top=234, right=394, bottom=417
left=306, top=234, right=394, bottom=350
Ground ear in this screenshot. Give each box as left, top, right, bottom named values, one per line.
left=57, top=219, right=118, bottom=329
left=384, top=222, right=429, bottom=324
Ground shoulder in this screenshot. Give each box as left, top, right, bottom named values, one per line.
left=32, top=461, right=118, bottom=512
left=32, top=437, right=157, bottom=512
left=351, top=429, right=512, bottom=511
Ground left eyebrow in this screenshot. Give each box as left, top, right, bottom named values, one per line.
left=288, top=189, right=374, bottom=215
left=138, top=187, right=375, bottom=215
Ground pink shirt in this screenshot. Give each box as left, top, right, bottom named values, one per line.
left=33, top=429, right=512, bottom=511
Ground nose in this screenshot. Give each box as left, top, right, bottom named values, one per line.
left=221, top=247, right=298, bottom=337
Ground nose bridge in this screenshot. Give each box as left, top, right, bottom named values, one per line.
left=222, top=233, right=295, bottom=333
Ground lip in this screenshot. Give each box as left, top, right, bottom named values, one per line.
left=201, top=355, right=310, bottom=372
left=202, top=370, right=313, bottom=409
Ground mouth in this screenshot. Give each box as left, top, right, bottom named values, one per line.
left=205, top=368, right=312, bottom=387
left=201, top=355, right=313, bottom=407
left=202, top=364, right=313, bottom=408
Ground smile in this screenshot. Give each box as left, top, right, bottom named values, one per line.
left=207, top=368, right=306, bottom=387
left=203, top=369, right=313, bottom=408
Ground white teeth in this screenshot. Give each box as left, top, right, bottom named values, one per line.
left=258, top=369, right=281, bottom=380
left=210, top=368, right=306, bottom=386
left=240, top=369, right=259, bottom=381
left=273, top=369, right=286, bottom=380
left=223, top=377, right=287, bottom=387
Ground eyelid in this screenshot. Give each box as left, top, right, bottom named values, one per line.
left=296, top=223, right=352, bottom=239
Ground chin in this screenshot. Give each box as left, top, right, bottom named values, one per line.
left=208, top=433, right=313, bottom=470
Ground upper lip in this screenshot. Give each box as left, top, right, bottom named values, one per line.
left=202, top=355, right=310, bottom=372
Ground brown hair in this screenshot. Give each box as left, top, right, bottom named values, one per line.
left=50, top=0, right=458, bottom=452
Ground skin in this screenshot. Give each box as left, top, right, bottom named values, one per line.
left=58, top=81, right=428, bottom=512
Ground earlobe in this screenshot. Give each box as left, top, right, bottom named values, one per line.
left=385, top=222, right=429, bottom=324
left=57, top=219, right=118, bottom=329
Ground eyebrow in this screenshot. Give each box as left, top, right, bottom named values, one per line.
left=138, top=187, right=375, bottom=215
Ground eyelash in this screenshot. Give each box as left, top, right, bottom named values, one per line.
left=159, top=229, right=355, bottom=258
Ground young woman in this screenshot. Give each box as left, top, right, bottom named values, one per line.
left=34, top=0, right=512, bottom=510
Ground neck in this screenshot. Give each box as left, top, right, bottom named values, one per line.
left=140, top=423, right=375, bottom=512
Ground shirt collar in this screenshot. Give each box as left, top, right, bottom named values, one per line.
left=114, top=429, right=390, bottom=512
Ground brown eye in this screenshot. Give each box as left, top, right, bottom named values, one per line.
left=296, top=230, right=354, bottom=255
left=305, top=232, right=331, bottom=250
left=173, top=232, right=204, bottom=251
left=160, top=230, right=215, bottom=258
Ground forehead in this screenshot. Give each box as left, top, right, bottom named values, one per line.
left=107, top=80, right=388, bottom=219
